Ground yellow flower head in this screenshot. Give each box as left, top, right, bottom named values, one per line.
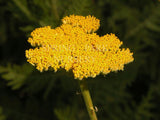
left=62, top=15, right=100, bottom=33
left=25, top=15, right=134, bottom=80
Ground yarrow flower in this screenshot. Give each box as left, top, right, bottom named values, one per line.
left=25, top=15, right=134, bottom=80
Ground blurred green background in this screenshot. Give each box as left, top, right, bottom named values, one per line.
left=0, top=0, right=160, bottom=120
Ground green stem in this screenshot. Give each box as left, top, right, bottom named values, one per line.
left=51, top=0, right=59, bottom=20
left=79, top=80, right=98, bottom=120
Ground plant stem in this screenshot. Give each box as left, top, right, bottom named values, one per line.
left=51, top=0, right=59, bottom=21
left=79, top=80, right=98, bottom=120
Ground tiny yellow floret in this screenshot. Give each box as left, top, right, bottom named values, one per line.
left=25, top=15, right=134, bottom=80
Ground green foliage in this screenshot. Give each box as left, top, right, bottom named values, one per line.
left=63, top=0, right=95, bottom=16
left=0, top=64, right=33, bottom=90
left=0, top=0, right=160, bottom=120
left=54, top=106, right=76, bottom=120
left=0, top=107, right=6, bottom=120
left=134, top=87, right=155, bottom=120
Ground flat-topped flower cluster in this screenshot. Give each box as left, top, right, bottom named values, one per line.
left=26, top=15, right=134, bottom=80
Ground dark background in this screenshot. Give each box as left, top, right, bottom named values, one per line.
left=0, top=0, right=160, bottom=120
